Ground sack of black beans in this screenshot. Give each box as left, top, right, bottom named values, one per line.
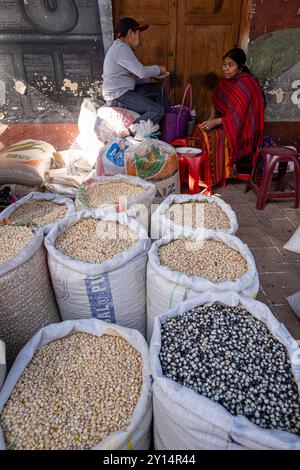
left=150, top=292, right=300, bottom=450
left=147, top=230, right=259, bottom=339
left=151, top=194, right=238, bottom=239
left=0, top=340, right=6, bottom=391
left=45, top=211, right=151, bottom=336
left=0, top=192, right=76, bottom=235
left=0, top=319, right=152, bottom=450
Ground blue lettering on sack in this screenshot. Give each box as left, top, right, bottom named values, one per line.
left=106, top=139, right=129, bottom=167
left=85, top=275, right=116, bottom=323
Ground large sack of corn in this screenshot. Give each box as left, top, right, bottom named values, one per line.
left=150, top=292, right=300, bottom=450
left=76, top=176, right=156, bottom=232
left=0, top=319, right=152, bottom=450
left=151, top=194, right=238, bottom=239
left=45, top=211, right=151, bottom=336
left=0, top=223, right=60, bottom=367
left=0, top=140, right=55, bottom=186
left=0, top=341, right=6, bottom=391
left=0, top=192, right=76, bottom=235
left=147, top=230, right=259, bottom=339
left=125, top=138, right=180, bottom=204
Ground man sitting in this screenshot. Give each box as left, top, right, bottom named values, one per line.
left=102, top=17, right=169, bottom=126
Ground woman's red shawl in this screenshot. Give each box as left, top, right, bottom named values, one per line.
left=212, top=73, right=265, bottom=166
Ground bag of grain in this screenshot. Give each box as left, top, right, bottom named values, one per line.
left=150, top=292, right=300, bottom=450
left=45, top=211, right=151, bottom=336
left=0, top=192, right=76, bottom=235
left=75, top=175, right=156, bottom=232
left=0, top=341, right=5, bottom=391
left=97, top=137, right=136, bottom=176
left=0, top=140, right=55, bottom=186
left=125, top=138, right=180, bottom=204
left=0, top=224, right=60, bottom=367
left=147, top=230, right=259, bottom=339
left=96, top=106, right=140, bottom=145
left=151, top=194, right=238, bottom=239
left=0, top=319, right=152, bottom=450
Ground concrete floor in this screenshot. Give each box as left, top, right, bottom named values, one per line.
left=216, top=180, right=300, bottom=340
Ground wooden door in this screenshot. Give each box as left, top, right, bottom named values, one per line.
left=112, top=1, right=248, bottom=121
left=112, top=0, right=177, bottom=74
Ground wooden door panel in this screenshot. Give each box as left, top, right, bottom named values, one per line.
left=177, top=0, right=243, bottom=120
left=183, top=25, right=234, bottom=119
left=185, top=0, right=241, bottom=15
left=113, top=0, right=171, bottom=17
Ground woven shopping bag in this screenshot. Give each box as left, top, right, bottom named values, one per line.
left=160, top=82, right=192, bottom=143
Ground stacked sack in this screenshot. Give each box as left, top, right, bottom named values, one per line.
left=0, top=319, right=152, bottom=450
left=147, top=195, right=258, bottom=339
left=76, top=175, right=156, bottom=232
left=0, top=140, right=55, bottom=195
left=0, top=223, right=60, bottom=366
left=0, top=192, right=76, bottom=235
left=150, top=292, right=300, bottom=450
left=151, top=194, right=238, bottom=239
left=125, top=134, right=180, bottom=204
left=45, top=211, right=151, bottom=336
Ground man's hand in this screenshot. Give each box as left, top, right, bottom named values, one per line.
left=159, top=65, right=167, bottom=74
left=151, top=71, right=170, bottom=82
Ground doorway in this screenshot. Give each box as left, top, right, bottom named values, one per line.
left=112, top=0, right=251, bottom=120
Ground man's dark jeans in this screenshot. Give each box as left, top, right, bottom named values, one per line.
left=108, top=82, right=168, bottom=125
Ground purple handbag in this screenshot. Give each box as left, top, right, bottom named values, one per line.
left=160, top=83, right=192, bottom=144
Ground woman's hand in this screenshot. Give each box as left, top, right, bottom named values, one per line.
left=200, top=118, right=222, bottom=132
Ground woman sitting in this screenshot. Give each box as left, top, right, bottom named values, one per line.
left=193, top=48, right=265, bottom=186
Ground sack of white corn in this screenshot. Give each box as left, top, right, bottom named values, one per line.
left=0, top=340, right=6, bottom=391
left=0, top=319, right=153, bottom=450
left=150, top=292, right=300, bottom=450
left=0, top=223, right=60, bottom=367
left=125, top=138, right=180, bottom=204
left=151, top=194, right=238, bottom=239
left=45, top=211, right=151, bottom=335
left=0, top=192, right=76, bottom=235
left=0, top=140, right=55, bottom=186
left=76, top=175, right=156, bottom=232
left=147, top=230, right=259, bottom=339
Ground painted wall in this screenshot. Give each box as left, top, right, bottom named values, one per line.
left=248, top=0, right=300, bottom=146
left=0, top=0, right=113, bottom=125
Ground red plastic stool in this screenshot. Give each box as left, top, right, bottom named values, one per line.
left=246, top=146, right=300, bottom=210
left=171, top=138, right=212, bottom=195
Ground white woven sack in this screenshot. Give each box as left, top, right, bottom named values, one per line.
left=125, top=138, right=180, bottom=204
left=284, top=226, right=300, bottom=254
left=147, top=230, right=259, bottom=339
left=150, top=292, right=300, bottom=450
left=0, top=140, right=55, bottom=185
left=151, top=194, right=238, bottom=239
left=45, top=211, right=151, bottom=336
left=287, top=292, right=300, bottom=318
left=0, top=319, right=153, bottom=450
left=0, top=340, right=6, bottom=391
left=0, top=192, right=76, bottom=235
left=0, top=228, right=60, bottom=366
left=75, top=175, right=156, bottom=233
